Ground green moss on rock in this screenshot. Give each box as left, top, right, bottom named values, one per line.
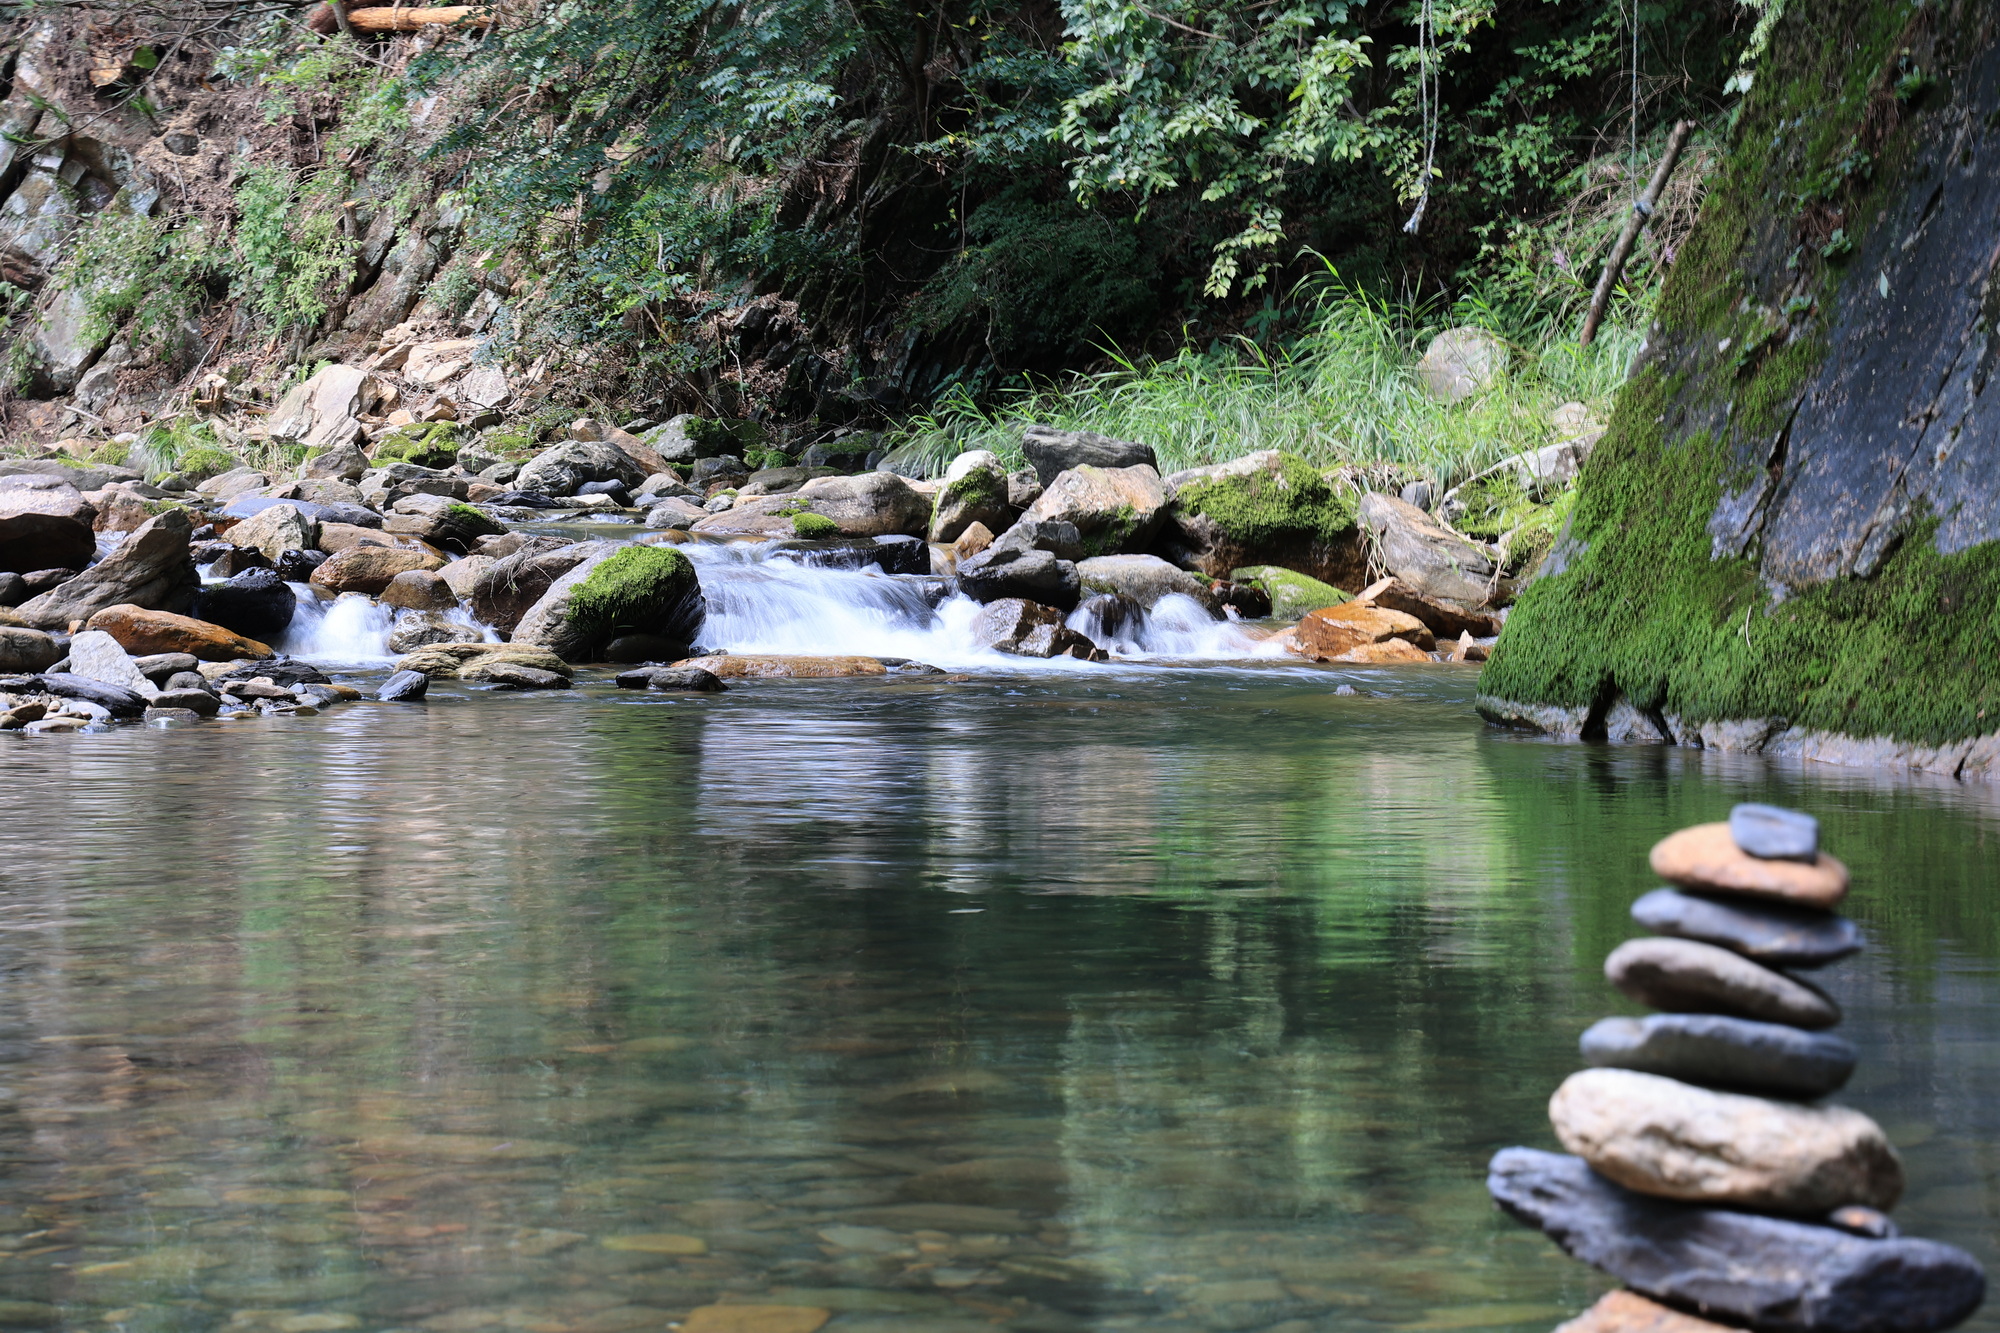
left=565, top=545, right=702, bottom=643
left=374, top=423, right=460, bottom=468
left=1176, top=453, right=1358, bottom=547
left=1231, top=565, right=1352, bottom=620
left=791, top=512, right=841, bottom=538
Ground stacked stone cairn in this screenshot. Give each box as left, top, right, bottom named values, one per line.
left=1489, top=804, right=1987, bottom=1333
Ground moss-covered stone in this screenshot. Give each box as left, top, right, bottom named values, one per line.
left=1231, top=565, right=1353, bottom=620
left=791, top=512, right=841, bottom=538
left=1481, top=2, right=2000, bottom=748
left=373, top=423, right=460, bottom=469
left=564, top=544, right=703, bottom=645
left=176, top=446, right=239, bottom=483
left=1175, top=452, right=1358, bottom=548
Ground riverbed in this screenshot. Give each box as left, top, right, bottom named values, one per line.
left=2, top=667, right=1998, bottom=1332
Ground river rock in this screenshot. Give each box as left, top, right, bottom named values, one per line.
left=379, top=570, right=459, bottom=612
left=1356, top=492, right=1513, bottom=607
left=195, top=569, right=297, bottom=639
left=615, top=666, right=727, bottom=692
left=1289, top=603, right=1434, bottom=660
left=38, top=672, right=147, bottom=718
left=393, top=642, right=572, bottom=679
left=437, top=554, right=496, bottom=599
left=134, top=653, right=200, bottom=682
left=378, top=669, right=429, bottom=702
left=1417, top=327, right=1508, bottom=403
left=1650, top=823, right=1850, bottom=909
left=993, top=517, right=1085, bottom=561
left=1019, top=425, right=1157, bottom=486
left=273, top=549, right=331, bottom=582
left=463, top=660, right=570, bottom=689
left=1631, top=888, right=1863, bottom=969
left=386, top=494, right=505, bottom=549
left=151, top=688, right=220, bottom=717
left=672, top=654, right=888, bottom=678
left=0, top=626, right=61, bottom=672
left=0, top=476, right=97, bottom=574
left=470, top=539, right=598, bottom=631
left=15, top=509, right=200, bottom=629
left=1071, top=592, right=1143, bottom=643
left=304, top=439, right=370, bottom=482
left=955, top=545, right=1080, bottom=609
left=645, top=497, right=709, bottom=529
left=387, top=611, right=464, bottom=654
left=1075, top=554, right=1216, bottom=612
left=1606, top=937, right=1841, bottom=1029
left=1552, top=1290, right=1737, bottom=1333
left=970, top=599, right=1063, bottom=652
left=86, top=605, right=276, bottom=661
left=1361, top=576, right=1502, bottom=639
left=67, top=629, right=159, bottom=699
left=515, top=439, right=650, bottom=497
left=1020, top=464, right=1169, bottom=555
left=792, top=472, right=932, bottom=537
left=512, top=544, right=704, bottom=663
left=1488, top=1148, right=1983, bottom=1333
left=1731, top=803, right=1821, bottom=860
left=1157, top=451, right=1369, bottom=586
left=1230, top=565, right=1349, bottom=619
left=309, top=545, right=447, bottom=596
left=227, top=503, right=321, bottom=561
left=207, top=546, right=272, bottom=579
left=1581, top=1013, right=1858, bottom=1098
left=1329, top=637, right=1435, bottom=664
left=929, top=450, right=1014, bottom=543
left=1550, top=1068, right=1902, bottom=1212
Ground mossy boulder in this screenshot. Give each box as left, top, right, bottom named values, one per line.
left=172, top=446, right=241, bottom=485
left=372, top=423, right=460, bottom=469
left=1479, top=0, right=2000, bottom=763
left=792, top=512, right=841, bottom=538
left=929, top=449, right=1013, bottom=543
left=512, top=544, right=705, bottom=663
left=1161, top=450, right=1365, bottom=587
left=1231, top=565, right=1353, bottom=621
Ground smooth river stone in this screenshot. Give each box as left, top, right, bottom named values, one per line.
left=1650, top=823, right=1848, bottom=908
left=1549, top=1068, right=1903, bottom=1213
left=1605, top=937, right=1841, bottom=1030
left=1554, top=1290, right=1737, bottom=1333
left=1731, top=802, right=1820, bottom=860
left=1581, top=1013, right=1857, bottom=1097
left=1631, top=888, right=1863, bottom=969
left=1487, top=1147, right=1986, bottom=1333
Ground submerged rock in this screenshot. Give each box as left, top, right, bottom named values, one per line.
left=378, top=669, right=429, bottom=702
left=615, top=666, right=727, bottom=692
left=1488, top=1148, right=1983, bottom=1333
left=1650, top=823, right=1850, bottom=909
left=1549, top=1068, right=1902, bottom=1213
left=1605, top=937, right=1841, bottom=1030
left=1580, top=1013, right=1857, bottom=1098
left=1631, top=888, right=1863, bottom=969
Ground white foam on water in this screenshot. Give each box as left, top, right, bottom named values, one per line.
left=278, top=590, right=396, bottom=662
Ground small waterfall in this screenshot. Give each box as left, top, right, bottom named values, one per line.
left=684, top=541, right=1278, bottom=667
left=278, top=590, right=397, bottom=661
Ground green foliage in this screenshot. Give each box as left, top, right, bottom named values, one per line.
left=233, top=166, right=352, bottom=329
left=1178, top=453, right=1358, bottom=548
left=52, top=204, right=224, bottom=355
left=565, top=545, right=700, bottom=639
left=132, top=417, right=236, bottom=482
left=374, top=423, right=461, bottom=468
left=743, top=448, right=790, bottom=471
left=790, top=512, right=842, bottom=538
left=482, top=431, right=540, bottom=459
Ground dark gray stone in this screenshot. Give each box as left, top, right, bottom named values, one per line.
left=216, top=660, right=330, bottom=687
left=143, top=707, right=205, bottom=726
left=134, top=653, right=199, bottom=683
left=1633, top=888, right=1863, bottom=969
left=1732, top=802, right=1821, bottom=860
left=614, top=666, right=727, bottom=692
left=573, top=480, right=631, bottom=504
left=273, top=549, right=330, bottom=582
left=1488, top=1148, right=1985, bottom=1333
left=691, top=455, right=748, bottom=488
left=994, top=517, right=1085, bottom=561
left=0, top=572, right=24, bottom=607
left=475, top=663, right=570, bottom=690
left=955, top=545, right=1081, bottom=610
left=378, top=670, right=429, bottom=702
left=766, top=535, right=928, bottom=576
left=1580, top=1013, right=1857, bottom=1098
left=36, top=673, right=147, bottom=718
left=163, top=671, right=212, bottom=693
left=195, top=568, right=297, bottom=638
left=1020, top=426, right=1157, bottom=486
left=150, top=690, right=220, bottom=717
left=223, top=496, right=381, bottom=529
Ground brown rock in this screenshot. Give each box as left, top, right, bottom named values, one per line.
left=680, top=1307, right=828, bottom=1333
left=952, top=521, right=995, bottom=561
left=1650, top=823, right=1849, bottom=909
left=85, top=604, right=275, bottom=661
left=1549, top=1068, right=1903, bottom=1213
left=0, top=477, right=98, bottom=574
left=309, top=545, right=446, bottom=595
left=1447, top=631, right=1490, bottom=663
left=90, top=490, right=158, bottom=535
left=1290, top=602, right=1434, bottom=660
left=1604, top=937, right=1841, bottom=1029
left=470, top=540, right=604, bottom=632
left=0, top=626, right=62, bottom=672
left=391, top=642, right=573, bottom=679
left=14, top=509, right=199, bottom=629
left=1554, top=1290, right=1737, bottom=1333
left=1359, top=576, right=1501, bottom=639
left=673, top=654, right=889, bottom=678
left=1357, top=491, right=1513, bottom=607
left=437, top=554, right=496, bottom=599
left=1329, top=638, right=1435, bottom=664
left=378, top=569, right=459, bottom=611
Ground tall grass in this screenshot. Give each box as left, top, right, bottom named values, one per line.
left=891, top=266, right=1647, bottom=490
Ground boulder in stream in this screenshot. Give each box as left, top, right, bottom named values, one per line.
left=929, top=450, right=1014, bottom=544
left=955, top=545, right=1080, bottom=610
left=1076, top=554, right=1217, bottom=612
left=0, top=626, right=62, bottom=673
left=615, top=666, right=727, bottom=692
left=511, top=439, right=650, bottom=497
left=86, top=604, right=276, bottom=661
left=378, top=669, right=429, bottom=702
left=1020, top=425, right=1156, bottom=486
left=512, top=545, right=704, bottom=663
left=0, top=476, right=97, bottom=574
left=471, top=539, right=601, bottom=632
left=1021, top=464, right=1169, bottom=556
left=195, top=569, right=297, bottom=639
left=1357, top=492, right=1513, bottom=608
left=14, top=509, right=200, bottom=630
left=309, top=544, right=448, bottom=596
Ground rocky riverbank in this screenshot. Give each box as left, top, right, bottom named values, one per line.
left=1, top=405, right=1533, bottom=731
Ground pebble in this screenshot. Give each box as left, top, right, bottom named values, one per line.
left=1630, top=887, right=1862, bottom=968
left=1552, top=1291, right=1735, bottom=1333
left=1650, top=823, right=1848, bottom=908
left=378, top=669, right=429, bottom=702
left=1580, top=1012, right=1857, bottom=1097
left=1730, top=802, right=1820, bottom=860
left=1548, top=1068, right=1903, bottom=1213
left=1605, top=937, right=1841, bottom=1029
left=1487, top=1147, right=1985, bottom=1333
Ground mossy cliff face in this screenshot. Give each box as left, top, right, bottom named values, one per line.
left=1481, top=1, right=2000, bottom=773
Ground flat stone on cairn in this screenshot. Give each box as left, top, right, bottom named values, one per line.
left=1492, top=803, right=1985, bottom=1332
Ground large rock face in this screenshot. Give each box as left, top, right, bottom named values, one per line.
left=1488, top=1148, right=1984, bottom=1333
left=1548, top=1068, right=1902, bottom=1214
left=267, top=364, right=378, bottom=451
left=1479, top=8, right=2000, bottom=772
left=0, top=476, right=97, bottom=574
left=15, top=510, right=199, bottom=629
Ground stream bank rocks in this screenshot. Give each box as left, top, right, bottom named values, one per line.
left=1491, top=805, right=1985, bottom=1332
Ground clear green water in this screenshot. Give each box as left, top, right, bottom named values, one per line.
left=2, top=665, right=1997, bottom=1333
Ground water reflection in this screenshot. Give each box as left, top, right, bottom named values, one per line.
left=0, top=668, right=1996, bottom=1332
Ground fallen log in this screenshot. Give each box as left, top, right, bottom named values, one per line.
left=305, top=3, right=488, bottom=33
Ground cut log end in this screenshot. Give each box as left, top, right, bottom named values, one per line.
left=306, top=3, right=489, bottom=35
